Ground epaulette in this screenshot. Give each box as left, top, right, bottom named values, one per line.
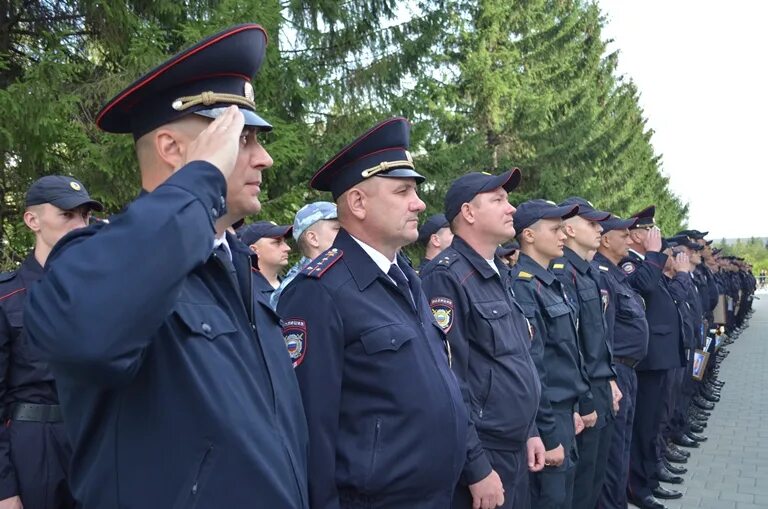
left=517, top=271, right=534, bottom=280
left=552, top=263, right=565, bottom=270
left=598, top=265, right=610, bottom=272
left=0, top=271, right=18, bottom=284
left=301, top=248, right=343, bottom=278
left=436, top=252, right=460, bottom=267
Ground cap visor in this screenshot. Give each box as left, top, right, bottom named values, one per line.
left=377, top=168, right=426, bottom=184
left=267, top=225, right=293, bottom=238
left=581, top=209, right=612, bottom=221
left=194, top=107, right=273, bottom=131
left=53, top=196, right=104, bottom=212
left=479, top=168, right=522, bottom=195
left=544, top=204, right=579, bottom=220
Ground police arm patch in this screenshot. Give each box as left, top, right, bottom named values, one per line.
left=621, top=262, right=636, bottom=274
left=430, top=297, right=454, bottom=333
left=282, top=318, right=307, bottom=367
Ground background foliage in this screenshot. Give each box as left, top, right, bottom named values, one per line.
left=1, top=0, right=690, bottom=269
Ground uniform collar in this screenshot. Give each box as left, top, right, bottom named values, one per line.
left=23, top=251, right=44, bottom=276
left=593, top=252, right=626, bottom=281
left=517, top=252, right=555, bottom=285
left=333, top=229, right=390, bottom=290
left=563, top=246, right=591, bottom=274
left=349, top=233, right=397, bottom=275
left=628, top=248, right=645, bottom=261
left=452, top=235, right=504, bottom=279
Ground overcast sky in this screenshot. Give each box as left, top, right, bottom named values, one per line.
left=597, top=0, right=767, bottom=240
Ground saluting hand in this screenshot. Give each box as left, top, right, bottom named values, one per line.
left=0, top=496, right=23, bottom=509
left=527, top=436, right=546, bottom=472
left=674, top=252, right=691, bottom=273
left=184, top=105, right=245, bottom=180
left=644, top=227, right=662, bottom=252
left=469, top=470, right=505, bottom=509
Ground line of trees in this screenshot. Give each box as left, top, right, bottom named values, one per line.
left=0, top=0, right=688, bottom=268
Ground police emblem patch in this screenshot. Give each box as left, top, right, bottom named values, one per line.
left=430, top=297, right=454, bottom=333
left=621, top=262, right=636, bottom=274
left=282, top=318, right=307, bottom=367
left=69, top=181, right=81, bottom=191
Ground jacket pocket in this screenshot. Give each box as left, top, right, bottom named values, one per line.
left=172, top=443, right=215, bottom=509
left=363, top=417, right=383, bottom=491
left=359, top=324, right=415, bottom=354
left=174, top=302, right=237, bottom=341
left=478, top=370, right=494, bottom=419
left=473, top=300, right=514, bottom=355
left=543, top=302, right=570, bottom=319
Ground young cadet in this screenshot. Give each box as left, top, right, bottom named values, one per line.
left=24, top=25, right=309, bottom=508
left=0, top=176, right=102, bottom=509
left=593, top=214, right=649, bottom=509
left=417, top=213, right=453, bottom=271
left=238, top=220, right=293, bottom=300
left=420, top=170, right=544, bottom=509
left=270, top=201, right=339, bottom=310
left=550, top=197, right=615, bottom=509
left=622, top=207, right=685, bottom=509
left=277, top=118, right=468, bottom=509
left=511, top=199, right=592, bottom=509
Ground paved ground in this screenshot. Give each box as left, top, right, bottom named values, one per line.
left=653, top=293, right=768, bottom=509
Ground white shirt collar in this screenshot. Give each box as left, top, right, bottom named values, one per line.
left=486, top=258, right=500, bottom=275
left=628, top=248, right=646, bottom=261
left=349, top=234, right=397, bottom=275
left=213, top=233, right=232, bottom=261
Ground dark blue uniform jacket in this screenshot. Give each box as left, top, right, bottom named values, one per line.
left=512, top=253, right=591, bottom=450
left=592, top=253, right=649, bottom=363
left=420, top=236, right=541, bottom=484
left=277, top=229, right=467, bottom=509
left=24, top=162, right=309, bottom=509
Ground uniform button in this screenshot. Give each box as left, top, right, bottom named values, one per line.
left=211, top=207, right=218, bottom=217
left=220, top=196, right=226, bottom=209
left=201, top=323, right=212, bottom=334
left=492, top=309, right=498, bottom=315
left=390, top=338, right=397, bottom=345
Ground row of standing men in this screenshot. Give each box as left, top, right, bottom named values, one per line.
left=0, top=23, right=756, bottom=509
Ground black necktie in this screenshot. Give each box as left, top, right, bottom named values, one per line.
left=388, top=263, right=415, bottom=308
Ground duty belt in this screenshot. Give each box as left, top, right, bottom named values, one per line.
left=10, top=403, right=62, bottom=423
left=614, top=356, right=640, bottom=369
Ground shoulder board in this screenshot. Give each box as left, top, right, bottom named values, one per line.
left=301, top=248, right=343, bottom=278
left=552, top=263, right=565, bottom=270
left=436, top=252, right=460, bottom=267
left=598, top=265, right=610, bottom=272
left=517, top=271, right=534, bottom=280
left=0, top=271, right=18, bottom=284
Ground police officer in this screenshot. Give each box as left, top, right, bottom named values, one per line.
left=417, top=213, right=453, bottom=270
left=420, top=170, right=544, bottom=509
left=24, top=25, right=309, bottom=508
left=551, top=197, right=615, bottom=509
left=0, top=176, right=102, bottom=509
left=276, top=117, right=468, bottom=508
left=238, top=220, right=293, bottom=300
left=270, top=201, right=339, bottom=309
left=593, top=214, right=649, bottom=509
left=622, top=207, right=685, bottom=508
left=511, top=199, right=592, bottom=509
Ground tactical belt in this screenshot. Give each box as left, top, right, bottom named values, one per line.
left=614, top=356, right=640, bottom=369
left=10, top=403, right=62, bottom=423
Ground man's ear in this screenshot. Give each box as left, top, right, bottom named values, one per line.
left=305, top=229, right=320, bottom=249
left=459, top=202, right=475, bottom=225
left=23, top=210, right=40, bottom=233
left=344, top=188, right=368, bottom=221
left=564, top=222, right=577, bottom=239
left=154, top=129, right=186, bottom=171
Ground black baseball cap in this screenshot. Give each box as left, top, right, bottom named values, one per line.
left=676, top=229, right=708, bottom=239
left=25, top=175, right=103, bottom=211
left=444, top=169, right=522, bottom=222
left=238, top=221, right=292, bottom=246
left=600, top=215, right=638, bottom=234
left=559, top=197, right=611, bottom=221
left=666, top=235, right=703, bottom=251
left=418, top=214, right=450, bottom=244
left=514, top=199, right=579, bottom=233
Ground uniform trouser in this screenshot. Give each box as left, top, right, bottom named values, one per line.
left=671, top=354, right=697, bottom=439
left=452, top=447, right=529, bottom=509
left=628, top=369, right=667, bottom=499
left=530, top=408, right=578, bottom=509
left=660, top=366, right=684, bottom=449
left=8, top=420, right=75, bottom=509
left=572, top=378, right=613, bottom=509
left=598, top=364, right=637, bottom=509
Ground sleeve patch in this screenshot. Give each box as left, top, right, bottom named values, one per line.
left=429, top=297, right=454, bottom=332
left=282, top=318, right=307, bottom=367
left=621, top=262, right=636, bottom=274
left=302, top=248, right=343, bottom=278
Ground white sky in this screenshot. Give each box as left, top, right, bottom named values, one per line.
left=598, top=0, right=768, bottom=239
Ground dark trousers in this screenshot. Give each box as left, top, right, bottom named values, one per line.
left=8, top=420, right=75, bottom=509
left=628, top=369, right=667, bottom=499
left=598, top=364, right=636, bottom=509
left=452, top=447, right=529, bottom=509
left=530, top=408, right=577, bottom=509
left=573, top=379, right=613, bottom=509
left=658, top=367, right=682, bottom=459
left=670, top=354, right=697, bottom=438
